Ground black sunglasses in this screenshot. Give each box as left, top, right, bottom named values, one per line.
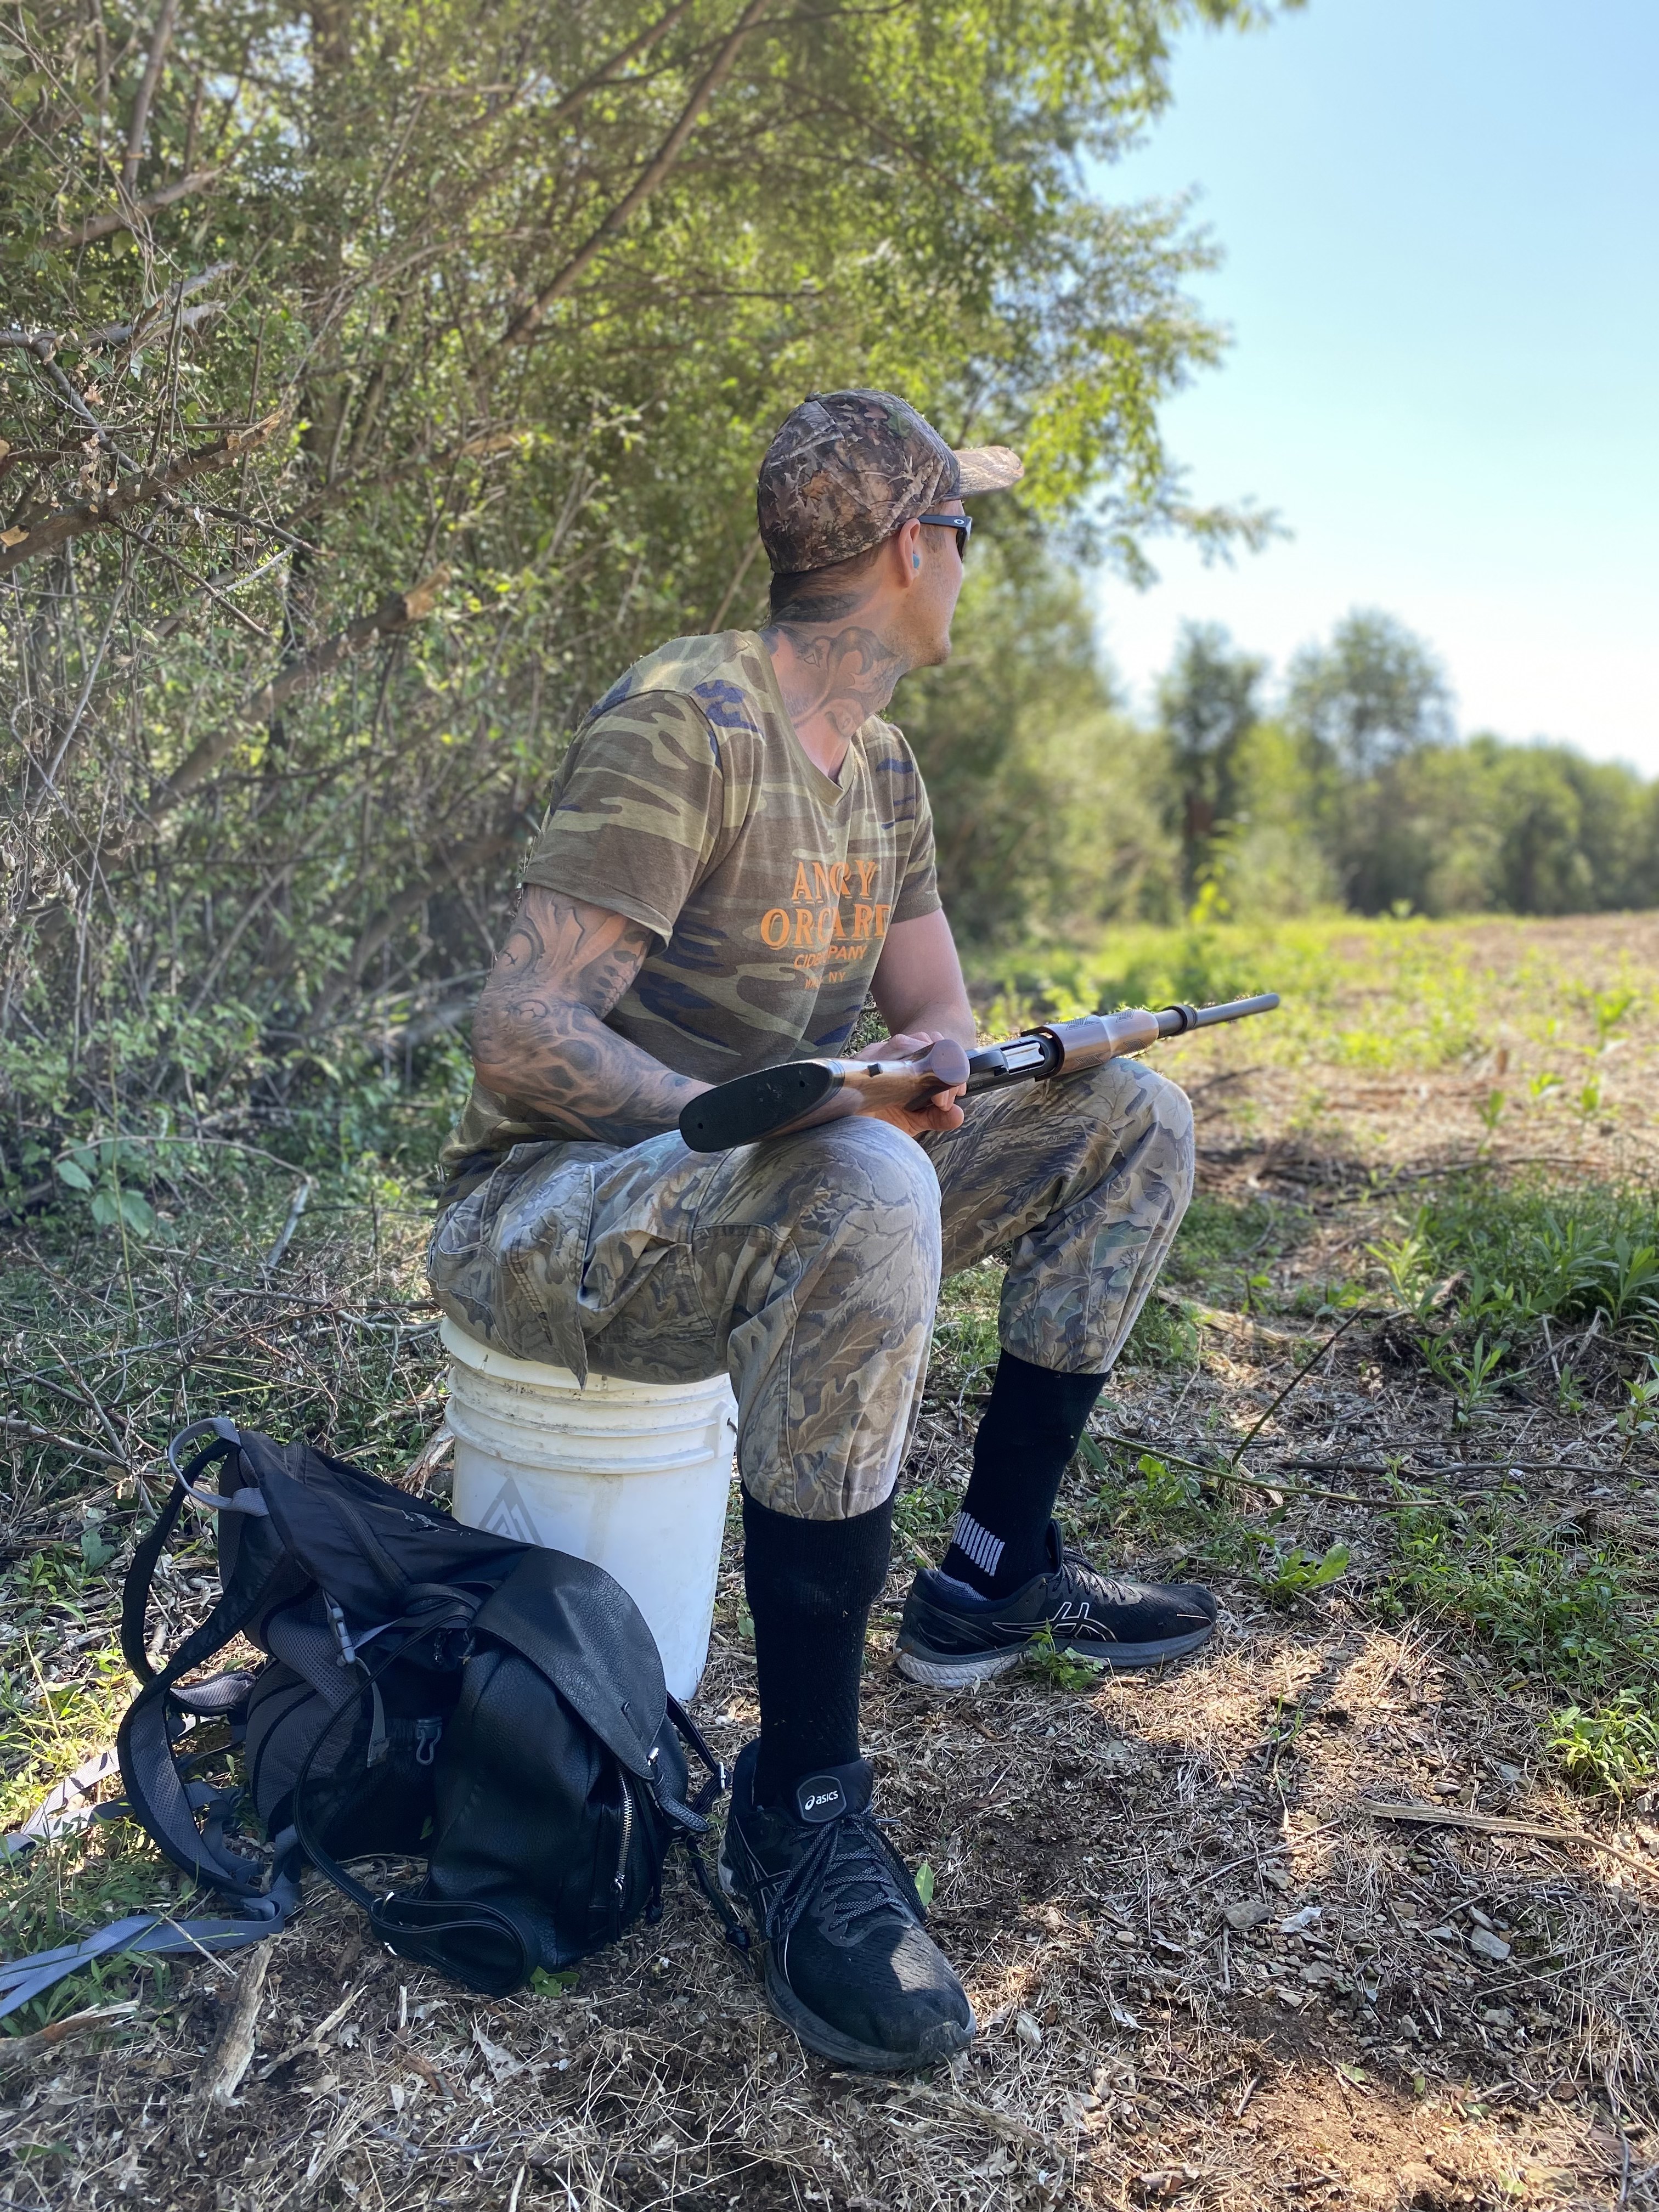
left=915, top=511, right=973, bottom=559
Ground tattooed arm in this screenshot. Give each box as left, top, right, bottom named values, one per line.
left=470, top=886, right=707, bottom=1146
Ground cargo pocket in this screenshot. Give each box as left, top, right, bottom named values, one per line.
left=489, top=1148, right=598, bottom=1381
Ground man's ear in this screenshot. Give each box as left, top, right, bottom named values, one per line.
left=893, top=517, right=923, bottom=585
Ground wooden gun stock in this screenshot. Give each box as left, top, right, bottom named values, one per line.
left=677, top=994, right=1279, bottom=1153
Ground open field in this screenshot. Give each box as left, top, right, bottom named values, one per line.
left=3, top=911, right=1659, bottom=2211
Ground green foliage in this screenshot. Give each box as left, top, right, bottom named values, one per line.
left=529, top=1967, right=580, bottom=1998
left=903, top=543, right=1181, bottom=944
left=1, top=0, right=1280, bottom=1147
left=1379, top=1493, right=1659, bottom=1696
left=0, top=1826, right=177, bottom=2034
left=1547, top=1692, right=1659, bottom=1799
left=1155, top=606, right=1659, bottom=928
left=1122, top=1293, right=1199, bottom=1369
left=1419, top=1329, right=1508, bottom=1427
left=1619, top=1356, right=1659, bottom=1448
left=1386, top=1182, right=1659, bottom=1339
left=893, top=1482, right=961, bottom=1565
left=1022, top=1622, right=1109, bottom=1692
left=1122, top=1451, right=1205, bottom=1523
left=1286, top=608, right=1453, bottom=778
left=1256, top=1541, right=1350, bottom=1606
left=1156, top=621, right=1265, bottom=896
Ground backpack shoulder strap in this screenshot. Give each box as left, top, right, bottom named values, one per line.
left=116, top=1424, right=300, bottom=1897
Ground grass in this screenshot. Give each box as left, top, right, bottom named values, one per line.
left=1378, top=1490, right=1659, bottom=1696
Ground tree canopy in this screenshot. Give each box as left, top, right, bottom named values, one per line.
left=2, top=0, right=1279, bottom=1135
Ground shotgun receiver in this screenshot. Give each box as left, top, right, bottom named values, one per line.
left=677, top=992, right=1279, bottom=1153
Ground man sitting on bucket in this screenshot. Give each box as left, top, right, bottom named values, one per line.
left=430, top=391, right=1212, bottom=2073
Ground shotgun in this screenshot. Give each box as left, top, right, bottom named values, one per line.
left=677, top=992, right=1280, bottom=1153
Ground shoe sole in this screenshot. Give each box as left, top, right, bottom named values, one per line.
left=894, top=1618, right=1216, bottom=1688
left=717, top=1849, right=977, bottom=2074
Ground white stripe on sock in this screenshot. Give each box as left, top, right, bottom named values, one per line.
left=952, top=1510, right=1004, bottom=1578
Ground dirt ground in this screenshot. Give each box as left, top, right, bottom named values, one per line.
left=4, top=911, right=1659, bottom=2211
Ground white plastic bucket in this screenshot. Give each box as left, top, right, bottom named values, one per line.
left=441, top=1317, right=737, bottom=1700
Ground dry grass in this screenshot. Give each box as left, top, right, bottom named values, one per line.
left=4, top=912, right=1659, bottom=2211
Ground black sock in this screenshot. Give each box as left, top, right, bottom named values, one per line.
left=743, top=1486, right=893, bottom=1809
left=940, top=1351, right=1106, bottom=1598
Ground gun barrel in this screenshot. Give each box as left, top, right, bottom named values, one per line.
left=1154, top=991, right=1280, bottom=1038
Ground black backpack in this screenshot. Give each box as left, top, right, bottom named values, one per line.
left=80, top=1418, right=737, bottom=2001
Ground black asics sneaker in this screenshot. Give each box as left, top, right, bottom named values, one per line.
left=896, top=1521, right=1217, bottom=1686
left=717, top=1742, right=975, bottom=2072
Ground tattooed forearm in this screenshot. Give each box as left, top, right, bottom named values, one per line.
left=470, top=887, right=706, bottom=1147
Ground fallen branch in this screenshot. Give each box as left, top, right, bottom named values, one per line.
left=1363, top=1798, right=1654, bottom=1880
left=148, top=569, right=449, bottom=817
left=0, top=2002, right=139, bottom=2070
left=200, top=1946, right=271, bottom=2108
left=262, top=1177, right=312, bottom=1275
left=1, top=1412, right=125, bottom=1464
left=1228, top=1304, right=1381, bottom=1467
left=256, top=1983, right=363, bottom=2079
left=1157, top=1289, right=1308, bottom=1350
left=399, top=1426, right=454, bottom=1496
left=44, top=167, right=221, bottom=252
left=0, top=411, right=284, bottom=575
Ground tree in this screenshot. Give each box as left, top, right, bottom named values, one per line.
left=1155, top=620, right=1265, bottom=891
left=1286, top=609, right=1453, bottom=777
left=900, top=542, right=1179, bottom=945
left=0, top=0, right=1285, bottom=1139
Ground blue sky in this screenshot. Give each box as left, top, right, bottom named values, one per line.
left=1092, top=0, right=1658, bottom=770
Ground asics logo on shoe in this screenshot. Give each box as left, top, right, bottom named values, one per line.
left=797, top=1778, right=847, bottom=1822
left=1050, top=1600, right=1113, bottom=1640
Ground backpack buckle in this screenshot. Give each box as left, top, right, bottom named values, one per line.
left=325, top=1597, right=358, bottom=1667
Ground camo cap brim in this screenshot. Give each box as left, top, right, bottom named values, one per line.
left=757, top=390, right=1024, bottom=574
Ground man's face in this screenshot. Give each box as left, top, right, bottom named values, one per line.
left=906, top=497, right=968, bottom=668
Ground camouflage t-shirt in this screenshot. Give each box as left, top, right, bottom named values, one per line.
left=439, top=630, right=940, bottom=1180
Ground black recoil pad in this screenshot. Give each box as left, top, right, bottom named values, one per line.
left=678, top=1060, right=838, bottom=1153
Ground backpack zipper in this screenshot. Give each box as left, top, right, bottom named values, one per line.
left=612, top=1777, right=635, bottom=1936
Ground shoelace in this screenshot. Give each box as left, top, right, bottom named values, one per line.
left=760, top=1813, right=921, bottom=1947
left=1056, top=1548, right=1143, bottom=1607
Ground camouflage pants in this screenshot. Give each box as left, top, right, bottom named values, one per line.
left=428, top=1059, right=1194, bottom=1521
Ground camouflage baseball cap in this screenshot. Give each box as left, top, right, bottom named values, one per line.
left=757, top=390, right=1024, bottom=573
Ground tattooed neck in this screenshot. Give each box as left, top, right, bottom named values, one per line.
left=763, top=616, right=910, bottom=766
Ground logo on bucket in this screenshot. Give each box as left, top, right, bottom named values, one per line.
left=477, top=1477, right=544, bottom=1548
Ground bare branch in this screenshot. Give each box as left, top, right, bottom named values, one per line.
left=500, top=0, right=775, bottom=349
left=148, top=569, right=452, bottom=819
left=45, top=169, right=222, bottom=252
left=544, top=0, right=699, bottom=130
left=0, top=411, right=285, bottom=575
left=305, top=827, right=532, bottom=1031
left=0, top=265, right=232, bottom=354
left=122, top=0, right=180, bottom=194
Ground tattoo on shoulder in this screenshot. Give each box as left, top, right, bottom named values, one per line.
left=495, top=891, right=653, bottom=1018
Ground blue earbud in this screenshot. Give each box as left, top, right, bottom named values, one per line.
left=912, top=555, right=921, bottom=570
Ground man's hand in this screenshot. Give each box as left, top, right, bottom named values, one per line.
left=852, top=1029, right=966, bottom=1138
